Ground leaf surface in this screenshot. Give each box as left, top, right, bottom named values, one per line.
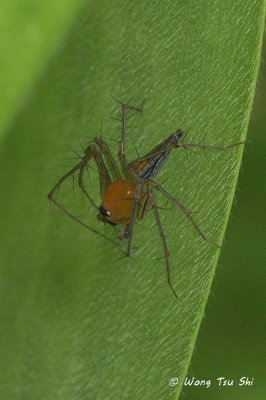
left=0, top=1, right=264, bottom=399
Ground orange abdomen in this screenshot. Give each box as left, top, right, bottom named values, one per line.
left=101, top=179, right=136, bottom=224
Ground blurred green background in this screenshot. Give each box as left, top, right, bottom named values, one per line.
left=0, top=2, right=264, bottom=399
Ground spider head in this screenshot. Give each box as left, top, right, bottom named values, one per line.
left=97, top=205, right=111, bottom=223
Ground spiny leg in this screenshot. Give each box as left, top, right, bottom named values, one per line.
left=180, top=141, right=245, bottom=151
left=147, top=180, right=221, bottom=248
left=138, top=191, right=150, bottom=220
left=49, top=197, right=124, bottom=254
left=78, top=164, right=98, bottom=209
left=131, top=130, right=244, bottom=165
left=135, top=140, right=245, bottom=163
left=93, top=137, right=122, bottom=180
left=87, top=145, right=111, bottom=199
left=117, top=190, right=149, bottom=240
left=126, top=183, right=142, bottom=257
left=148, top=188, right=177, bottom=298
left=48, top=146, right=125, bottom=255
left=48, top=161, right=83, bottom=200
left=69, top=143, right=112, bottom=203
left=118, top=100, right=145, bottom=176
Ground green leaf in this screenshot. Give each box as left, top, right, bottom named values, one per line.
left=0, top=1, right=264, bottom=399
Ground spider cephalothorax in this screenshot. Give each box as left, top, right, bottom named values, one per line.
left=48, top=100, right=244, bottom=297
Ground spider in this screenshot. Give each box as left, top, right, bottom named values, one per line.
left=48, top=100, right=244, bottom=298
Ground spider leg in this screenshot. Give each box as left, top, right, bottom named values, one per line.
left=117, top=190, right=148, bottom=240
left=148, top=188, right=177, bottom=298
left=48, top=197, right=124, bottom=254
left=48, top=146, right=125, bottom=255
left=138, top=191, right=150, bottom=220
left=118, top=100, right=145, bottom=176
left=87, top=145, right=112, bottom=199
left=126, top=183, right=142, bottom=256
left=180, top=141, right=245, bottom=151
left=147, top=180, right=221, bottom=248
left=93, top=137, right=122, bottom=180
left=131, top=132, right=244, bottom=165
left=48, top=161, right=83, bottom=200
left=78, top=165, right=98, bottom=209
left=76, top=144, right=111, bottom=204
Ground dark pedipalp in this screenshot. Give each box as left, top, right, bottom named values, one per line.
left=123, top=224, right=131, bottom=239
left=137, top=130, right=183, bottom=180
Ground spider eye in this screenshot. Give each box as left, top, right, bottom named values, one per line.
left=99, top=205, right=111, bottom=217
